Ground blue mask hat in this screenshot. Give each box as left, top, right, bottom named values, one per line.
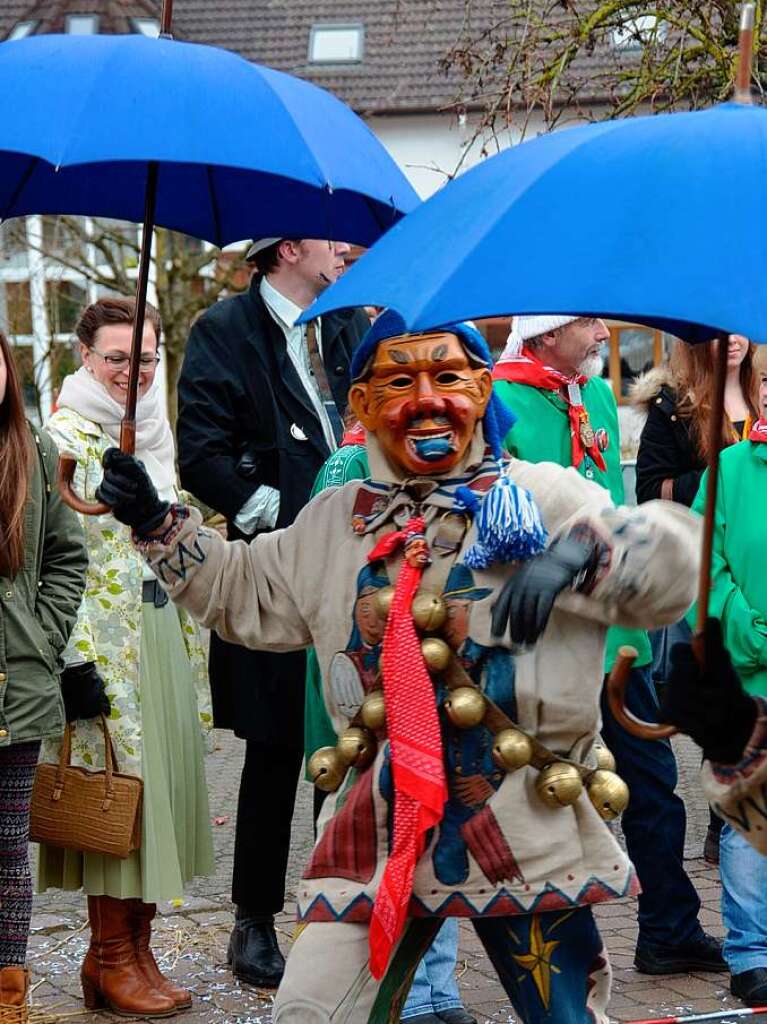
left=352, top=310, right=547, bottom=568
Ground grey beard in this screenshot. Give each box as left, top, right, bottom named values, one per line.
left=578, top=353, right=605, bottom=379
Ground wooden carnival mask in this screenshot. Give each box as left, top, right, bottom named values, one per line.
left=349, top=332, right=492, bottom=475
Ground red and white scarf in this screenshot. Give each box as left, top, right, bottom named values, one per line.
left=492, top=347, right=606, bottom=471
left=749, top=418, right=767, bottom=442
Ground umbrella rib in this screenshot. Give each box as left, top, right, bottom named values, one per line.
left=205, top=166, right=223, bottom=248
left=1, top=155, right=39, bottom=221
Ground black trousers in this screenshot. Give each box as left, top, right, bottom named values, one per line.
left=232, top=739, right=304, bottom=915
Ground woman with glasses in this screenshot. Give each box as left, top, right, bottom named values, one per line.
left=38, top=297, right=214, bottom=1018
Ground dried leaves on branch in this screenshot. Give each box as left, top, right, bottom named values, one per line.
left=442, top=1, right=766, bottom=146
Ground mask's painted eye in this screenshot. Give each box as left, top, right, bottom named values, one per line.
left=388, top=376, right=412, bottom=389
left=436, top=372, right=461, bottom=384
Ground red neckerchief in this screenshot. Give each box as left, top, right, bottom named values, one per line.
left=365, top=517, right=447, bottom=978
left=749, top=418, right=767, bottom=442
left=492, top=346, right=606, bottom=472
left=341, top=422, right=366, bottom=447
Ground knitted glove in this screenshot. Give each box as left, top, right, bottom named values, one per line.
left=60, top=662, right=111, bottom=722
left=491, top=535, right=599, bottom=646
left=660, top=617, right=757, bottom=764
left=96, top=448, right=170, bottom=535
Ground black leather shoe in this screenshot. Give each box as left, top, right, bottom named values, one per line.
left=438, top=1010, right=478, bottom=1024
left=227, top=913, right=285, bottom=988
left=634, top=933, right=726, bottom=974
left=732, top=968, right=767, bottom=1005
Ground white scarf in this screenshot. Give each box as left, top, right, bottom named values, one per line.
left=56, top=367, right=177, bottom=502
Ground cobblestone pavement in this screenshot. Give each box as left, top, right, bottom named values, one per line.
left=27, top=730, right=740, bottom=1024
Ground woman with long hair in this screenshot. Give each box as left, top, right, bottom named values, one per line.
left=0, top=330, right=86, bottom=1022
left=38, top=298, right=214, bottom=1018
left=634, top=334, right=758, bottom=505
left=634, top=333, right=758, bottom=865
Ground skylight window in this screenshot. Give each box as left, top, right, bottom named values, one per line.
left=132, top=17, right=160, bottom=37
left=8, top=21, right=37, bottom=40
left=309, top=24, right=364, bottom=64
left=66, top=14, right=99, bottom=34
left=611, top=15, right=666, bottom=51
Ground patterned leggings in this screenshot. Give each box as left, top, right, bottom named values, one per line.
left=0, top=741, right=41, bottom=966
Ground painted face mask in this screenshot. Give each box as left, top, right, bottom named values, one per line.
left=349, top=332, right=492, bottom=475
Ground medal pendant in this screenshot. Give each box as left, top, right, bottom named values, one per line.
left=579, top=419, right=596, bottom=449
left=567, top=382, right=582, bottom=406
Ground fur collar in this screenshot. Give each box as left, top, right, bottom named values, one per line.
left=628, top=365, right=677, bottom=411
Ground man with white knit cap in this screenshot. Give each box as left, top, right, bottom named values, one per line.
left=492, top=315, right=726, bottom=978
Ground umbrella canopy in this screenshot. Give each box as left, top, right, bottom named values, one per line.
left=302, top=101, right=767, bottom=344
left=0, top=33, right=418, bottom=247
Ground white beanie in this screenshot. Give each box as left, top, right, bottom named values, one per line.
left=500, top=315, right=579, bottom=360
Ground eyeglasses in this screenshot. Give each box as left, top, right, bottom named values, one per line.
left=89, top=349, right=160, bottom=369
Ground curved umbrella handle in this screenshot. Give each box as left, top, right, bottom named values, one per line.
left=57, top=455, right=111, bottom=516
left=606, top=644, right=677, bottom=741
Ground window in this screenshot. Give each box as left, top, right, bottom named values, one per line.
left=611, top=16, right=666, bottom=51
left=0, top=221, right=28, bottom=270
left=66, top=14, right=99, bottom=35
left=131, top=17, right=160, bottom=37
left=46, top=280, right=87, bottom=336
left=8, top=21, right=37, bottom=40
left=309, top=24, right=364, bottom=64
left=42, top=216, right=86, bottom=262
left=2, top=281, right=33, bottom=336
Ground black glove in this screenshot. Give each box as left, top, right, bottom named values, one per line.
left=96, top=448, right=171, bottom=535
left=60, top=662, right=111, bottom=722
left=660, top=617, right=757, bottom=764
left=491, top=536, right=598, bottom=646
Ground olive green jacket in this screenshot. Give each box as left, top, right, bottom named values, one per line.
left=0, top=427, right=87, bottom=747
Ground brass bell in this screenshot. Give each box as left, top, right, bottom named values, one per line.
left=411, top=590, right=447, bottom=632
left=444, top=686, right=486, bottom=729
left=594, top=744, right=616, bottom=772
left=492, top=728, right=533, bottom=772
left=307, top=746, right=347, bottom=793
left=373, top=585, right=395, bottom=620
left=337, top=727, right=376, bottom=770
left=535, top=762, right=583, bottom=808
left=587, top=769, right=630, bottom=821
left=360, top=690, right=386, bottom=731
left=421, top=637, right=452, bottom=673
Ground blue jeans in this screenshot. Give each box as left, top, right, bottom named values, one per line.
left=720, top=823, right=767, bottom=974
left=599, top=664, right=703, bottom=948
left=402, top=918, right=463, bottom=1018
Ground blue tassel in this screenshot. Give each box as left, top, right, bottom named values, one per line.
left=456, top=477, right=548, bottom=569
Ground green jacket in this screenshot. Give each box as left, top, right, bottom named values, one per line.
left=305, top=444, right=370, bottom=764
left=494, top=376, right=652, bottom=671
left=689, top=441, right=767, bottom=696
left=0, top=427, right=87, bottom=747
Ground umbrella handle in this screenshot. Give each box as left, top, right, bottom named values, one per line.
left=57, top=455, right=110, bottom=516
left=606, top=645, right=677, bottom=740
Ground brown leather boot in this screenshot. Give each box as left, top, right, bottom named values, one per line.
left=131, top=901, right=192, bottom=1010
left=81, top=895, right=177, bottom=1018
left=0, top=966, right=28, bottom=1023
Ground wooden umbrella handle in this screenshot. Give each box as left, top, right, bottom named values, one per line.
left=57, top=456, right=111, bottom=516
left=606, top=645, right=677, bottom=740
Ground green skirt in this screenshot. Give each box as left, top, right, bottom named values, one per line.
left=37, top=602, right=214, bottom=903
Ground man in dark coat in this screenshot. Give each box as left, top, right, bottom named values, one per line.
left=176, top=238, right=369, bottom=987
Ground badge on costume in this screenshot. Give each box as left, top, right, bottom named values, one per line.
left=594, top=427, right=609, bottom=452
left=567, top=382, right=582, bottom=406
left=579, top=419, right=596, bottom=449
left=290, top=423, right=308, bottom=441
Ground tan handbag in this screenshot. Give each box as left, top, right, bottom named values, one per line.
left=30, top=715, right=142, bottom=859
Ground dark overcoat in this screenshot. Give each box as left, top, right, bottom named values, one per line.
left=176, top=274, right=368, bottom=743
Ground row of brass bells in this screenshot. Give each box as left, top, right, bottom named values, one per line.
left=373, top=585, right=449, bottom=634
left=492, top=728, right=534, bottom=771
left=360, top=690, right=386, bottom=731
left=586, top=769, right=629, bottom=821
left=444, top=686, right=487, bottom=729
left=536, top=763, right=583, bottom=808
left=594, top=744, right=616, bottom=772
left=307, top=725, right=377, bottom=793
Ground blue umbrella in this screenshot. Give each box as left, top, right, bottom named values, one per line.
left=0, top=33, right=418, bottom=247
left=0, top=12, right=418, bottom=513
left=303, top=101, right=767, bottom=344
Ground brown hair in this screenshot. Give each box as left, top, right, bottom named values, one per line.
left=252, top=239, right=302, bottom=276
left=75, top=297, right=161, bottom=349
left=0, top=330, right=32, bottom=578
left=670, top=338, right=759, bottom=460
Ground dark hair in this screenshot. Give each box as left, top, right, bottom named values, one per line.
left=0, top=330, right=32, bottom=578
left=253, top=239, right=302, bottom=276
left=671, top=337, right=759, bottom=460
left=75, top=297, right=161, bottom=350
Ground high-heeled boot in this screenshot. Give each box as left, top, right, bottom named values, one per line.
left=81, top=895, right=176, bottom=1018
left=0, top=966, right=28, bottom=1023
left=131, top=901, right=192, bottom=1010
